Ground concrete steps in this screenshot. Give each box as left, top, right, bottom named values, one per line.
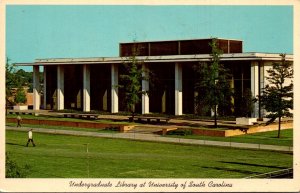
left=126, top=126, right=163, bottom=134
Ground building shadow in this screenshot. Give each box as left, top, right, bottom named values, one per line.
left=199, top=165, right=258, bottom=175
left=219, top=161, right=288, bottom=169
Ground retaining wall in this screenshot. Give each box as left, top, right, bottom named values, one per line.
left=192, top=129, right=226, bottom=137
left=7, top=118, right=292, bottom=137
left=190, top=121, right=292, bottom=137
left=224, top=121, right=292, bottom=137
left=6, top=118, right=134, bottom=132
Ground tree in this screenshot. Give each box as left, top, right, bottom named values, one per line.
left=260, top=54, right=293, bottom=138
left=15, top=87, right=27, bottom=104
left=6, top=58, right=19, bottom=114
left=119, top=44, right=149, bottom=121
left=15, top=69, right=34, bottom=92
left=193, top=38, right=233, bottom=127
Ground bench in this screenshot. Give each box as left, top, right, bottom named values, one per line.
left=63, top=114, right=75, bottom=118
left=128, top=116, right=170, bottom=124
left=63, top=114, right=98, bottom=120
left=12, top=111, right=34, bottom=115
left=78, top=114, right=99, bottom=120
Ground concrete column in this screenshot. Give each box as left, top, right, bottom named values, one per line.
left=76, top=90, right=81, bottom=109
left=43, top=66, right=47, bottom=109
left=175, top=63, right=183, bottom=115
left=57, top=65, right=64, bottom=110
left=33, top=65, right=40, bottom=110
left=83, top=64, right=90, bottom=112
left=162, top=90, right=166, bottom=113
left=142, top=63, right=149, bottom=114
left=103, top=90, right=108, bottom=111
left=251, top=61, right=259, bottom=117
left=111, top=64, right=118, bottom=113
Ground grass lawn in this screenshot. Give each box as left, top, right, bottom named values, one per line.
left=6, top=114, right=133, bottom=125
left=6, top=122, right=118, bottom=133
left=167, top=129, right=293, bottom=146
left=6, top=114, right=293, bottom=146
left=6, top=130, right=292, bottom=178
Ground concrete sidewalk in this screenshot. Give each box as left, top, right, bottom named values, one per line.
left=6, top=126, right=293, bottom=152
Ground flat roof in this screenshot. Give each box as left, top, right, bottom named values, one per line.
left=119, top=37, right=243, bottom=44
left=15, top=52, right=293, bottom=66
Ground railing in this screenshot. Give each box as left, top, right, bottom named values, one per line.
left=245, top=168, right=293, bottom=179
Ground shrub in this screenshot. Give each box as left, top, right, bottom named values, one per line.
left=168, top=129, right=192, bottom=136
left=6, top=152, right=30, bottom=178
left=105, top=126, right=119, bottom=131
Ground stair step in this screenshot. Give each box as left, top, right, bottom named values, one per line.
left=127, top=126, right=163, bottom=134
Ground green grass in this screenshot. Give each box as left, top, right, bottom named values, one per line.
left=167, top=129, right=293, bottom=146
left=6, top=130, right=292, bottom=178
left=6, top=114, right=134, bottom=125
left=6, top=122, right=118, bottom=133
left=7, top=118, right=293, bottom=147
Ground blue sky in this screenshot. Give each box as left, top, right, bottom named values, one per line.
left=6, top=5, right=293, bottom=71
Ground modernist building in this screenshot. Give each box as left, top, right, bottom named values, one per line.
left=17, top=38, right=293, bottom=118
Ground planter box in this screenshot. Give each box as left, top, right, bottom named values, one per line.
left=120, top=125, right=135, bottom=132
left=13, top=105, right=28, bottom=110
left=236, top=117, right=257, bottom=125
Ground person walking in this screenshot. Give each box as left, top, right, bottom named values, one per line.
left=16, top=115, right=22, bottom=127
left=26, top=129, right=36, bottom=147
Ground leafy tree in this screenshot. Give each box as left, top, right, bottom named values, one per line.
left=15, top=87, right=27, bottom=104
left=119, top=44, right=149, bottom=121
left=193, top=38, right=233, bottom=127
left=15, top=69, right=34, bottom=92
left=6, top=58, right=38, bottom=113
left=260, top=54, right=293, bottom=138
left=6, top=58, right=19, bottom=113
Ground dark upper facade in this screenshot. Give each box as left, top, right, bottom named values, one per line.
left=119, top=38, right=243, bottom=57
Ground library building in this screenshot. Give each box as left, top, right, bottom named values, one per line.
left=17, top=38, right=293, bottom=118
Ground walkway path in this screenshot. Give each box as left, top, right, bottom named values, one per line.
left=6, top=126, right=293, bottom=152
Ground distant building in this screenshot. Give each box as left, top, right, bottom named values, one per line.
left=16, top=38, right=293, bottom=117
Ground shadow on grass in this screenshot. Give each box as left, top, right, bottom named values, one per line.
left=200, top=166, right=258, bottom=175
left=6, top=142, right=26, bottom=147
left=219, top=161, right=287, bottom=169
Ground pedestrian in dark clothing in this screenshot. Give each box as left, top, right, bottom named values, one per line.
left=26, top=129, right=36, bottom=147
left=17, top=115, right=22, bottom=127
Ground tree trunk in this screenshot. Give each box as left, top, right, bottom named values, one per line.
left=277, top=116, right=281, bottom=138
left=131, top=105, right=135, bottom=122
left=214, top=105, right=217, bottom=128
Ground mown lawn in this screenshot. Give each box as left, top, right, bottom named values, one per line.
left=6, top=114, right=132, bottom=125
left=6, top=122, right=118, bottom=133
left=6, top=130, right=292, bottom=178
left=167, top=129, right=293, bottom=146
